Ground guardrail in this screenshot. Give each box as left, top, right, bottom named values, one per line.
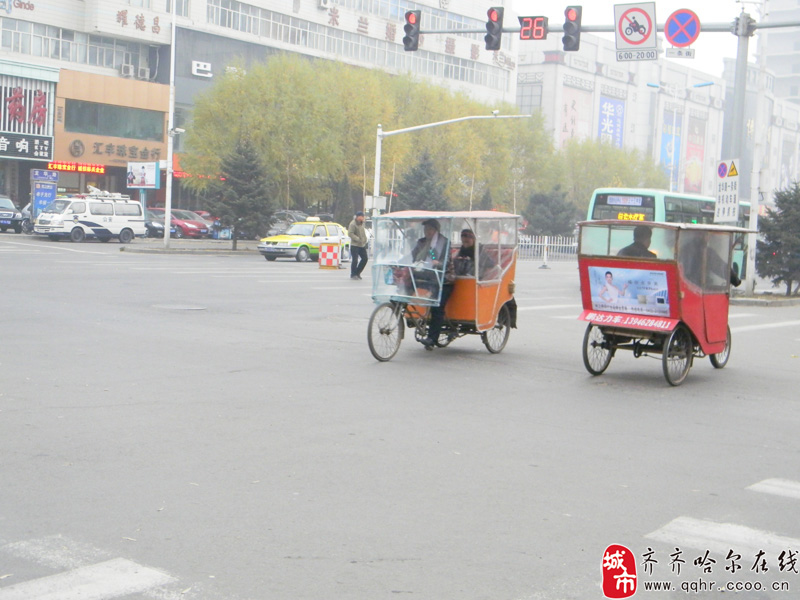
left=368, top=234, right=578, bottom=263
left=519, top=235, right=577, bottom=262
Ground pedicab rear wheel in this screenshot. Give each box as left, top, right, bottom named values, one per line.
left=368, top=302, right=405, bottom=362
left=709, top=325, right=731, bottom=369
left=582, top=323, right=613, bottom=375
left=663, top=325, right=693, bottom=386
left=482, top=303, right=510, bottom=354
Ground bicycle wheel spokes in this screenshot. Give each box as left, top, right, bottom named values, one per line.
left=368, top=302, right=404, bottom=362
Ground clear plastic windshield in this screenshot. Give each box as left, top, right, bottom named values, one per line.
left=371, top=217, right=454, bottom=306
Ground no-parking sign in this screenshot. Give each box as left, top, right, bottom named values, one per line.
left=614, top=3, right=657, bottom=62
left=665, top=9, right=701, bottom=48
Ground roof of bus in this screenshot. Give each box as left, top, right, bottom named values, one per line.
left=592, top=188, right=752, bottom=205
left=579, top=220, right=755, bottom=234
left=377, top=210, right=519, bottom=219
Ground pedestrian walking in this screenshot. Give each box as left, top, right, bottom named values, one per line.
left=348, top=210, right=369, bottom=280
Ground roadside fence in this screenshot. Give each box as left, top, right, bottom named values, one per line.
left=368, top=234, right=578, bottom=264
left=518, top=235, right=577, bottom=263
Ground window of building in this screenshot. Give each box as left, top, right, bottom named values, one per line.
left=205, top=0, right=510, bottom=93
left=166, top=0, right=190, bottom=16
left=1, top=17, right=144, bottom=69
left=517, top=83, right=542, bottom=115
left=65, top=100, right=164, bottom=142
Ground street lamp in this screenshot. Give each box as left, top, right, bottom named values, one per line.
left=372, top=111, right=531, bottom=215
left=647, top=81, right=713, bottom=193
left=164, top=0, right=178, bottom=249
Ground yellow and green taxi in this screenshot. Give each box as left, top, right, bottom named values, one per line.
left=257, top=217, right=351, bottom=262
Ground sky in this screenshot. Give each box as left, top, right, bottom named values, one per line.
left=510, top=0, right=761, bottom=76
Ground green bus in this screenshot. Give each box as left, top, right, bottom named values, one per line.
left=586, top=188, right=751, bottom=277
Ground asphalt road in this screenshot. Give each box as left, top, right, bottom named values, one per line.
left=1, top=236, right=799, bottom=600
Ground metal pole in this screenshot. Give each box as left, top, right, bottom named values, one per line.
left=670, top=87, right=678, bottom=193
left=729, top=12, right=751, bottom=160
left=371, top=114, right=531, bottom=200
left=163, top=0, right=177, bottom=249
left=372, top=124, right=383, bottom=209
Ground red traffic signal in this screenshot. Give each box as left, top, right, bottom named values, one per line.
left=484, top=6, right=504, bottom=51
left=562, top=5, right=582, bottom=51
left=403, top=10, right=421, bottom=52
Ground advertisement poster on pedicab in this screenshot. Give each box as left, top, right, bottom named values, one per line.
left=589, top=267, right=670, bottom=316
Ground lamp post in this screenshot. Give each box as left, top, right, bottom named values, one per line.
left=372, top=111, right=531, bottom=214
left=163, top=0, right=177, bottom=249
left=647, top=81, right=713, bottom=193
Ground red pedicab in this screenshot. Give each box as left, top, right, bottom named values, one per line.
left=577, top=221, right=749, bottom=386
left=367, top=211, right=519, bottom=361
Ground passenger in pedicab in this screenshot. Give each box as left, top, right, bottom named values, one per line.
left=453, top=228, right=496, bottom=277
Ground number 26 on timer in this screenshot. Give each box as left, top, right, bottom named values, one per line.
left=518, top=16, right=548, bottom=40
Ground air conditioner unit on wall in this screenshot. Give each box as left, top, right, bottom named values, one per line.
left=138, top=67, right=151, bottom=80
left=318, top=0, right=330, bottom=9
left=120, top=64, right=135, bottom=77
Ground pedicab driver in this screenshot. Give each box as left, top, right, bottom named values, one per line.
left=409, top=219, right=454, bottom=348
left=617, top=225, right=657, bottom=258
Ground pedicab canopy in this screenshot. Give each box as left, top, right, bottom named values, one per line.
left=370, top=210, right=520, bottom=306
left=577, top=220, right=754, bottom=334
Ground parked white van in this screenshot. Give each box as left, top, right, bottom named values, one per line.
left=34, top=191, right=146, bottom=243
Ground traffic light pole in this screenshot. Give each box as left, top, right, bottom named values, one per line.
left=371, top=114, right=531, bottom=212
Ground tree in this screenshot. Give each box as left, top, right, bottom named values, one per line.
left=756, top=181, right=800, bottom=296
left=208, top=136, right=275, bottom=250
left=392, top=151, right=447, bottom=211
left=522, top=186, right=581, bottom=236
left=557, top=139, right=669, bottom=215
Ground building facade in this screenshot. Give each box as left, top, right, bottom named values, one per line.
left=760, top=0, right=800, bottom=105
left=516, top=32, right=726, bottom=198
left=0, top=0, right=518, bottom=206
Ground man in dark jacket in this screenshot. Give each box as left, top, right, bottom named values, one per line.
left=348, top=211, right=368, bottom=280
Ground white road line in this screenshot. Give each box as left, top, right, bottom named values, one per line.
left=747, top=478, right=800, bottom=500
left=0, top=558, right=174, bottom=600
left=518, top=303, right=582, bottom=311
left=731, top=320, right=800, bottom=334
left=645, top=517, right=800, bottom=557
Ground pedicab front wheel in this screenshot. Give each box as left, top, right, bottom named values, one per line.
left=709, top=325, right=732, bottom=369
left=368, top=302, right=405, bottom=362
left=482, top=303, right=511, bottom=354
left=662, top=324, right=693, bottom=386
left=582, top=323, right=613, bottom=375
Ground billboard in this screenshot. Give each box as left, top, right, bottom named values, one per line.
left=126, top=161, right=160, bottom=189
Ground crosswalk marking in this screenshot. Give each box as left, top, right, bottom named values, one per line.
left=747, top=478, right=800, bottom=500
left=0, top=558, right=174, bottom=600
left=645, top=516, right=800, bottom=557
left=731, top=319, right=800, bottom=333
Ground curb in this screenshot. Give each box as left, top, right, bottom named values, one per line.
left=730, top=295, right=800, bottom=307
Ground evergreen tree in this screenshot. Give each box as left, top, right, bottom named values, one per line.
left=522, top=186, right=581, bottom=236
left=756, top=181, right=800, bottom=296
left=209, top=137, right=275, bottom=250
left=392, top=151, right=448, bottom=211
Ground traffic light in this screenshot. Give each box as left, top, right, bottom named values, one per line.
left=562, top=5, right=582, bottom=51
left=403, top=10, right=421, bottom=51
left=484, top=7, right=504, bottom=51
